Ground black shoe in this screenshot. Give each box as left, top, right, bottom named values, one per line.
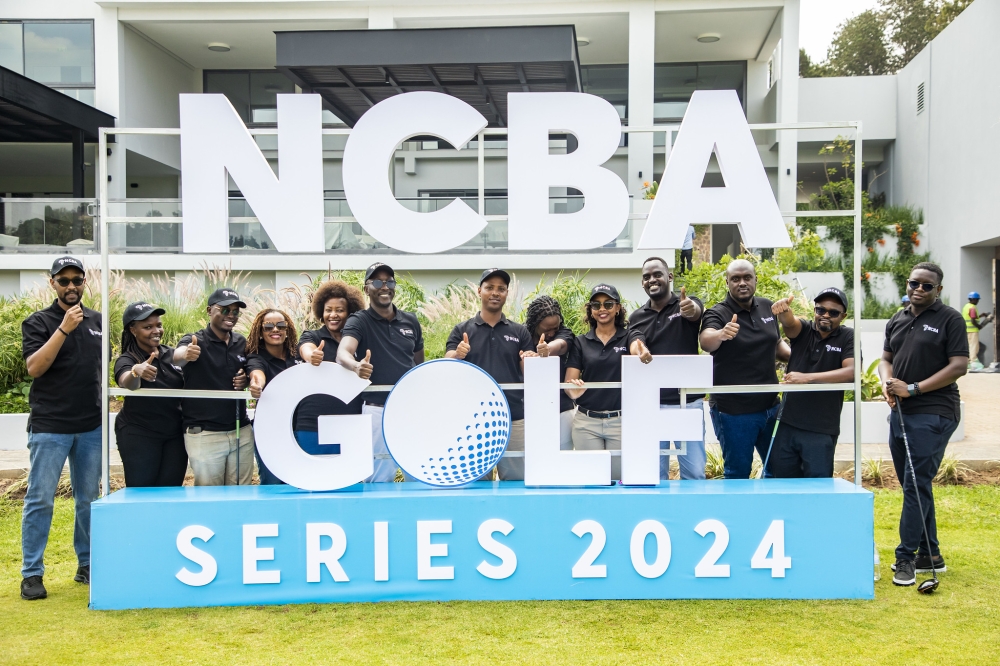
left=891, top=553, right=947, bottom=573
left=74, top=565, right=90, bottom=585
left=892, top=559, right=916, bottom=586
left=20, top=576, right=47, bottom=600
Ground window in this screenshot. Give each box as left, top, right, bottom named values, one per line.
left=204, top=70, right=343, bottom=125
left=0, top=21, right=95, bottom=105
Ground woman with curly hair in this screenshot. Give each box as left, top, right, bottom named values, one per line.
left=524, top=295, right=577, bottom=451
left=295, top=280, right=367, bottom=456
left=565, top=284, right=630, bottom=481
left=245, top=308, right=300, bottom=484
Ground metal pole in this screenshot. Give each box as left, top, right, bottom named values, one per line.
left=478, top=131, right=485, bottom=217
left=99, top=128, right=110, bottom=497
left=853, top=124, right=864, bottom=486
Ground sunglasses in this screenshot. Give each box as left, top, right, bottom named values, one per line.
left=262, top=322, right=288, bottom=332
left=589, top=300, right=619, bottom=310
left=814, top=306, right=844, bottom=318
left=908, top=280, right=938, bottom=292
left=217, top=306, right=242, bottom=317
left=368, top=279, right=396, bottom=289
left=55, top=277, right=85, bottom=287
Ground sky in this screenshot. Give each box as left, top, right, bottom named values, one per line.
left=799, top=0, right=881, bottom=62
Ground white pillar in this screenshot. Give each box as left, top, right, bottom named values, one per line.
left=776, top=1, right=800, bottom=217
left=369, top=7, right=395, bottom=29
left=628, top=0, right=655, bottom=203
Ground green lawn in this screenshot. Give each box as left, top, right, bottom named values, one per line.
left=1, top=486, right=998, bottom=665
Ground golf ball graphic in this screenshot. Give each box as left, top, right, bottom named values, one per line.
left=382, top=359, right=510, bottom=487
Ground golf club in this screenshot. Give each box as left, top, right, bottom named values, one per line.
left=760, top=396, right=786, bottom=479
left=894, top=402, right=940, bottom=594
left=235, top=400, right=241, bottom=486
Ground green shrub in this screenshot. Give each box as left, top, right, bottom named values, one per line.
left=0, top=296, right=39, bottom=393
left=682, top=253, right=812, bottom=316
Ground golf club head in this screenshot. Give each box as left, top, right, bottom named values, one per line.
left=917, top=578, right=939, bottom=594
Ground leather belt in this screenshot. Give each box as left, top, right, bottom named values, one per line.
left=579, top=408, right=621, bottom=419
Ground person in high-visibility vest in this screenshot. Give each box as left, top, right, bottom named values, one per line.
left=962, top=292, right=994, bottom=365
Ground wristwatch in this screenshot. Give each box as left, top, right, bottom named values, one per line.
left=906, top=382, right=922, bottom=397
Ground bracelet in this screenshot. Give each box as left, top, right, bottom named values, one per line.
left=131, top=367, right=140, bottom=379
left=914, top=382, right=922, bottom=396
left=57, top=327, right=68, bottom=337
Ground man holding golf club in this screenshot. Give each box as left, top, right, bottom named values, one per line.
left=879, top=262, right=968, bottom=589
left=768, top=288, right=854, bottom=478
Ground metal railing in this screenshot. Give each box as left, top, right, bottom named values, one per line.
left=0, top=198, right=97, bottom=252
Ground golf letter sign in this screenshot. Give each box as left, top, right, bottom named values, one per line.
left=179, top=90, right=789, bottom=254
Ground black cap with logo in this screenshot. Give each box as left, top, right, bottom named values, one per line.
left=479, top=268, right=511, bottom=286
left=207, top=288, right=247, bottom=308
left=590, top=283, right=621, bottom=301
left=50, top=256, right=85, bottom=276
left=365, top=262, right=395, bottom=281
left=122, top=301, right=166, bottom=327
left=814, top=287, right=849, bottom=311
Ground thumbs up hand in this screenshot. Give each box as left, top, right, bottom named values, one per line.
left=179, top=335, right=201, bottom=362
left=308, top=339, right=326, bottom=366
left=536, top=333, right=550, bottom=358
left=136, top=348, right=159, bottom=382
left=771, top=294, right=796, bottom=316
left=633, top=339, right=653, bottom=364
left=357, top=349, right=373, bottom=379
left=249, top=373, right=264, bottom=399
left=679, top=286, right=698, bottom=319
left=721, top=313, right=740, bottom=341
left=455, top=332, right=471, bottom=360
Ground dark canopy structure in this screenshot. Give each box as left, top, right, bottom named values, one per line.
left=0, top=65, right=115, bottom=196
left=275, top=25, right=583, bottom=128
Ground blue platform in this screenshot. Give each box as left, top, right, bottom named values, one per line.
left=90, top=479, right=873, bottom=609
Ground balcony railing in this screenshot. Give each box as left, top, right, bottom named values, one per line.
left=0, top=199, right=98, bottom=253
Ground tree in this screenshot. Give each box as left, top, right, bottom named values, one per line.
left=799, top=48, right=833, bottom=78
left=825, top=10, right=893, bottom=76
left=926, top=0, right=973, bottom=39
left=880, top=0, right=936, bottom=69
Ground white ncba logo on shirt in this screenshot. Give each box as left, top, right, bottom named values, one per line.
left=923, top=324, right=939, bottom=333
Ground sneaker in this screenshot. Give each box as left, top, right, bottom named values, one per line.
left=892, top=559, right=916, bottom=586
left=891, top=553, right=947, bottom=573
left=74, top=565, right=90, bottom=585
left=20, top=576, right=47, bottom=600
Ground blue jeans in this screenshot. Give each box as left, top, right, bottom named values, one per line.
left=660, top=398, right=706, bottom=480
left=709, top=405, right=779, bottom=479
left=22, top=427, right=102, bottom=578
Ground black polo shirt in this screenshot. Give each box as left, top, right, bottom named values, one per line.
left=702, top=294, right=780, bottom=415
left=781, top=321, right=855, bottom=436
left=293, top=328, right=364, bottom=432
left=114, top=345, right=184, bottom=435
left=21, top=300, right=102, bottom=434
left=552, top=325, right=576, bottom=413
left=446, top=313, right=533, bottom=420
left=627, top=293, right=705, bottom=405
left=566, top=327, right=630, bottom=412
left=341, top=306, right=424, bottom=404
left=246, top=348, right=300, bottom=384
left=177, top=326, right=248, bottom=431
left=884, top=300, right=967, bottom=421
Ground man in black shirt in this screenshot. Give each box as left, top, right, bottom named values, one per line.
left=770, top=287, right=855, bottom=478
left=446, top=269, right=535, bottom=480
left=627, top=257, right=706, bottom=480
left=879, top=262, right=968, bottom=586
left=338, top=263, right=424, bottom=482
left=173, top=288, right=251, bottom=486
left=700, top=259, right=790, bottom=479
left=19, top=256, right=102, bottom=600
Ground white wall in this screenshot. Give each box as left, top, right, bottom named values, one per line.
left=798, top=76, right=897, bottom=142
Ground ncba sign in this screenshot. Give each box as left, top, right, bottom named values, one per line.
left=178, top=90, right=792, bottom=254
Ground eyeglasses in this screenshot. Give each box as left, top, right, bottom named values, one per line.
left=908, top=280, right=937, bottom=292
left=217, top=306, right=242, bottom=317
left=262, top=322, right=288, bottom=332
left=814, top=306, right=844, bottom=318
left=55, top=277, right=85, bottom=287
left=368, top=279, right=396, bottom=289
left=589, top=301, right=619, bottom=310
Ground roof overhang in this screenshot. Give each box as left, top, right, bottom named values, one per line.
left=275, top=25, right=583, bottom=128
left=0, top=66, right=115, bottom=143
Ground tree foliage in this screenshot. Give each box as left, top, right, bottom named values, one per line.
left=826, top=10, right=893, bottom=76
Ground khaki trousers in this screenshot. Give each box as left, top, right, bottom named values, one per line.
left=184, top=426, right=255, bottom=486
left=571, top=412, right=622, bottom=481
left=967, top=330, right=979, bottom=363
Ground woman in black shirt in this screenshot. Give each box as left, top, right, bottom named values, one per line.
left=114, top=301, right=187, bottom=487
left=525, top=295, right=577, bottom=450
left=296, top=280, right=367, bottom=454
left=565, top=284, right=630, bottom=480
left=246, top=308, right=300, bottom=485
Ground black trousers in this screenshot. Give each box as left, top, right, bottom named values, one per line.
left=116, top=422, right=188, bottom=487
left=769, top=422, right=837, bottom=478
left=888, top=410, right=958, bottom=562
left=679, top=249, right=693, bottom=273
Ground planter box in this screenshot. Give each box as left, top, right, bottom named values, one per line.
left=0, top=413, right=119, bottom=450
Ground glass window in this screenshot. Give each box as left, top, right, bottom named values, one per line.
left=0, top=23, right=24, bottom=75
left=204, top=71, right=251, bottom=122
left=654, top=62, right=745, bottom=120
left=54, top=88, right=95, bottom=106
left=23, top=22, right=95, bottom=85
left=249, top=71, right=294, bottom=124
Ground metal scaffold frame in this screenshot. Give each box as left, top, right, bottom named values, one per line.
left=96, top=119, right=864, bottom=495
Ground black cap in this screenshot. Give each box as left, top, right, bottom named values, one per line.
left=207, top=288, right=247, bottom=308
left=479, top=268, right=511, bottom=286
left=365, top=262, right=395, bottom=281
left=50, top=256, right=85, bottom=276
left=590, top=283, right=621, bottom=301
left=814, top=287, right=848, bottom=311
left=123, top=301, right=166, bottom=327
